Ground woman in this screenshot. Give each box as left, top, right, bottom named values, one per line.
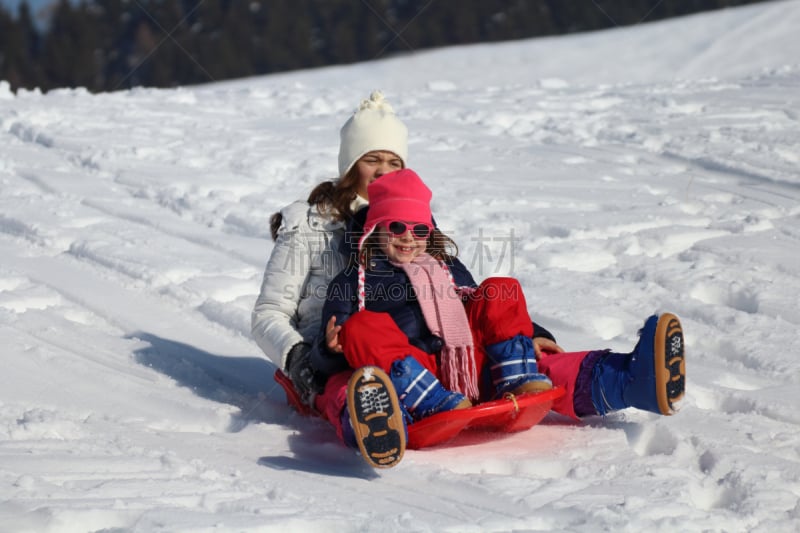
left=251, top=91, right=407, bottom=400
left=254, top=92, right=560, bottom=444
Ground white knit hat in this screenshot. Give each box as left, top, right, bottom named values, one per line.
left=338, top=91, right=408, bottom=177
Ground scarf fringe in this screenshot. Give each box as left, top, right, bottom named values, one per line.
left=441, top=345, right=480, bottom=401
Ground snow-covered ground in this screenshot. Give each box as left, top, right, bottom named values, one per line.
left=1, top=1, right=799, bottom=531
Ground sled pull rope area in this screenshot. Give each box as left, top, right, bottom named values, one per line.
left=503, top=392, right=520, bottom=413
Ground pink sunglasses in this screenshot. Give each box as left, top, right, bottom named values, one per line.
left=385, top=221, right=433, bottom=239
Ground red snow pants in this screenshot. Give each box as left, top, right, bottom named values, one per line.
left=339, top=277, right=533, bottom=398
left=313, top=277, right=590, bottom=441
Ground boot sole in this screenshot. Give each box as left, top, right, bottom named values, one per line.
left=347, top=367, right=406, bottom=469
left=654, top=313, right=686, bottom=415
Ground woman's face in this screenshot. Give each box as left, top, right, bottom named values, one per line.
left=354, top=151, right=404, bottom=199
left=377, top=222, right=429, bottom=264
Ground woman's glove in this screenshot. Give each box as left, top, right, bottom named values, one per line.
left=286, top=342, right=323, bottom=405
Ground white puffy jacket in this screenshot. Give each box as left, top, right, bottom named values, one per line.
left=251, top=198, right=365, bottom=369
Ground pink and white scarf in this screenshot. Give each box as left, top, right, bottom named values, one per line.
left=394, top=254, right=479, bottom=400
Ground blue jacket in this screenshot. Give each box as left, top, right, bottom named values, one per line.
left=310, top=255, right=477, bottom=377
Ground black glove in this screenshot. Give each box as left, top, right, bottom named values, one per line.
left=286, top=342, right=323, bottom=405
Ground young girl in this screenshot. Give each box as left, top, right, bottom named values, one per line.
left=312, top=168, right=561, bottom=467
left=311, top=169, right=686, bottom=469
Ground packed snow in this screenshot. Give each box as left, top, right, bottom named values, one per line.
left=1, top=1, right=799, bottom=531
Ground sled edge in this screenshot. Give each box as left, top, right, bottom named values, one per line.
left=407, top=387, right=565, bottom=449
left=274, top=369, right=313, bottom=416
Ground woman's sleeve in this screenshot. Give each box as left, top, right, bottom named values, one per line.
left=251, top=202, right=310, bottom=369
left=532, top=321, right=557, bottom=343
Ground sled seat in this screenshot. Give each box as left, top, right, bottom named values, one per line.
left=274, top=369, right=565, bottom=449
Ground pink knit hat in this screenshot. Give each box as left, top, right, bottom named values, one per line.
left=359, top=169, right=432, bottom=251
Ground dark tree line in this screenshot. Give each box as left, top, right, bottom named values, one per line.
left=0, top=0, right=772, bottom=93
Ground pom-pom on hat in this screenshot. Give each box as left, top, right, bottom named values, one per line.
left=358, top=168, right=432, bottom=252
left=338, top=91, right=408, bottom=177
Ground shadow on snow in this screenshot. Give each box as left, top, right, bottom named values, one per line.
left=129, top=332, right=287, bottom=431
left=129, top=332, right=376, bottom=476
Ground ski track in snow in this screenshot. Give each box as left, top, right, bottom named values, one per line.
left=2, top=2, right=800, bottom=531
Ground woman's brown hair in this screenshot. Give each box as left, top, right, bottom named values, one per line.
left=269, top=165, right=367, bottom=241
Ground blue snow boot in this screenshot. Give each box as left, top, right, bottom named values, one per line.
left=484, top=334, right=553, bottom=399
left=346, top=366, right=406, bottom=468
left=591, top=313, right=686, bottom=416
left=390, top=356, right=472, bottom=421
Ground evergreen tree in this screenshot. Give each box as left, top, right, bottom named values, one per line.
left=0, top=0, right=779, bottom=93
left=0, top=1, right=45, bottom=90
left=41, top=0, right=104, bottom=90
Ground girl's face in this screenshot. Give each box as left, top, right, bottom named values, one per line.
left=354, top=151, right=404, bottom=199
left=378, top=222, right=429, bottom=264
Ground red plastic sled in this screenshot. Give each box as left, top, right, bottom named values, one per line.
left=275, top=369, right=565, bottom=449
